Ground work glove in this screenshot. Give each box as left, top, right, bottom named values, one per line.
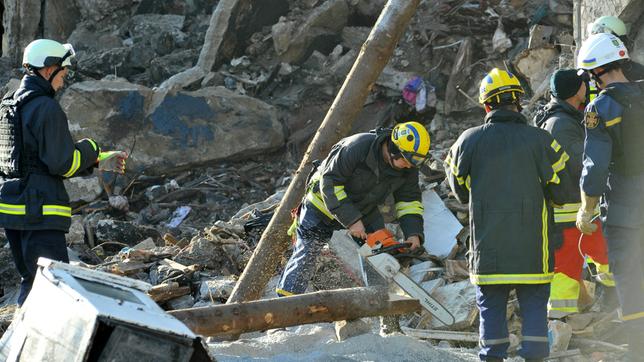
left=98, top=151, right=128, bottom=174
left=576, top=208, right=597, bottom=235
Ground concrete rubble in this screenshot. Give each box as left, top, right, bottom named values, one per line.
left=0, top=0, right=639, bottom=360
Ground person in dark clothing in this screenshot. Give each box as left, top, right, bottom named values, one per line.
left=0, top=39, right=126, bottom=306
left=576, top=33, right=644, bottom=361
left=275, top=121, right=429, bottom=333
left=535, top=69, right=613, bottom=319
left=445, top=68, right=574, bottom=362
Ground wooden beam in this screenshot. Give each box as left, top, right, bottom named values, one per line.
left=170, top=287, right=420, bottom=337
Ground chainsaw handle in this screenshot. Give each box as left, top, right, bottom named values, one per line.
left=374, top=242, right=413, bottom=255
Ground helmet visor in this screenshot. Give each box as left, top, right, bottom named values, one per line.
left=400, top=150, right=428, bottom=168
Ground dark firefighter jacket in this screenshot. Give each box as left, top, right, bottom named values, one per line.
left=306, top=128, right=425, bottom=241
left=581, top=81, right=644, bottom=229
left=445, top=109, right=574, bottom=285
left=535, top=96, right=598, bottom=229
left=0, top=75, right=100, bottom=232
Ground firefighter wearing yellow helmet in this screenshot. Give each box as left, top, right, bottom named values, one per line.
left=276, top=121, right=429, bottom=334
left=444, top=68, right=574, bottom=361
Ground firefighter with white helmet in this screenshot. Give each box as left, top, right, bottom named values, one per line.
left=576, top=32, right=644, bottom=360
left=0, top=39, right=127, bottom=305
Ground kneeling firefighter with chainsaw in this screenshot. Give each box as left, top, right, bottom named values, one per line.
left=445, top=68, right=575, bottom=362
left=276, top=121, right=430, bottom=331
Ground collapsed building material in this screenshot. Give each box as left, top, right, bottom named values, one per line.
left=0, top=258, right=213, bottom=361
left=227, top=0, right=423, bottom=305
left=170, top=287, right=420, bottom=337
left=422, top=189, right=462, bottom=259
left=400, top=327, right=479, bottom=342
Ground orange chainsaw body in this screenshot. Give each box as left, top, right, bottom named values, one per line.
left=365, top=229, right=400, bottom=249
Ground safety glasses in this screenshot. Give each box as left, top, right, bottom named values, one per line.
left=400, top=150, right=429, bottom=168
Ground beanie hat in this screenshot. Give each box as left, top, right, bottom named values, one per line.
left=550, top=69, right=584, bottom=100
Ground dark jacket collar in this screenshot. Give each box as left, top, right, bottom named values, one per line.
left=534, top=96, right=583, bottom=127
left=484, top=108, right=528, bottom=125
left=14, top=74, right=56, bottom=100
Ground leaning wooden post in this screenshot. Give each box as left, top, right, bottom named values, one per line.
left=227, top=0, right=421, bottom=304
left=171, top=287, right=420, bottom=337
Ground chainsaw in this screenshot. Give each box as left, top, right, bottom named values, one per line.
left=353, top=229, right=455, bottom=327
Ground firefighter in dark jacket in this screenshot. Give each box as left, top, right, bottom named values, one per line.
left=576, top=33, right=644, bottom=360
left=535, top=69, right=613, bottom=319
left=445, top=68, right=573, bottom=362
left=0, top=39, right=126, bottom=306
left=275, top=122, right=429, bottom=300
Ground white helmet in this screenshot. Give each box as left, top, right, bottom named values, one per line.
left=577, top=33, right=628, bottom=71
left=587, top=16, right=627, bottom=37
left=22, top=39, right=75, bottom=69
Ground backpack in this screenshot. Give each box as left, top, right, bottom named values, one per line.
left=0, top=91, right=44, bottom=178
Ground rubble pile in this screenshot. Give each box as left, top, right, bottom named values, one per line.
left=0, top=0, right=641, bottom=360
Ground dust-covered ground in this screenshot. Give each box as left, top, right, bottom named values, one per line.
left=208, top=323, right=482, bottom=362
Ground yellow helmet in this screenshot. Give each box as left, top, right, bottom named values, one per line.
left=478, top=68, right=525, bottom=104
left=391, top=121, right=430, bottom=167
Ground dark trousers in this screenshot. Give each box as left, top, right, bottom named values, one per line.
left=476, top=283, right=550, bottom=360
left=603, top=225, right=644, bottom=360
left=276, top=201, right=384, bottom=296
left=5, top=229, right=68, bottom=305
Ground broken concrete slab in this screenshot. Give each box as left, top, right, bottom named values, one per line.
left=64, top=176, right=104, bottom=204
left=513, top=46, right=559, bottom=92
left=2, top=0, right=41, bottom=65
left=61, top=81, right=285, bottom=172
left=43, top=0, right=81, bottom=42
left=335, top=319, right=371, bottom=341
left=430, top=280, right=477, bottom=330
left=274, top=0, right=349, bottom=64
left=95, top=219, right=161, bottom=246
left=67, top=215, right=86, bottom=246
left=422, top=189, right=462, bottom=260
left=341, top=27, right=370, bottom=50
left=199, top=276, right=238, bottom=302
left=528, top=25, right=555, bottom=48
left=75, top=0, right=131, bottom=22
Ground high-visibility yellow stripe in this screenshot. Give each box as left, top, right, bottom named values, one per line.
left=605, top=117, right=622, bottom=127
left=333, top=185, right=347, bottom=201
left=556, top=202, right=582, bottom=213
left=551, top=140, right=561, bottom=152
left=0, top=203, right=26, bottom=215
left=43, top=205, right=72, bottom=217
left=470, top=273, right=554, bottom=285
left=395, top=201, right=423, bottom=218
left=542, top=199, right=549, bottom=274
left=549, top=272, right=580, bottom=315
left=63, top=150, right=81, bottom=178
left=465, top=175, right=471, bottom=191
left=445, top=154, right=460, bottom=176
left=552, top=151, right=569, bottom=173
left=620, top=310, right=644, bottom=321
left=0, top=203, right=71, bottom=217
left=83, top=138, right=98, bottom=152
left=275, top=288, right=294, bottom=297
left=306, top=192, right=335, bottom=220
